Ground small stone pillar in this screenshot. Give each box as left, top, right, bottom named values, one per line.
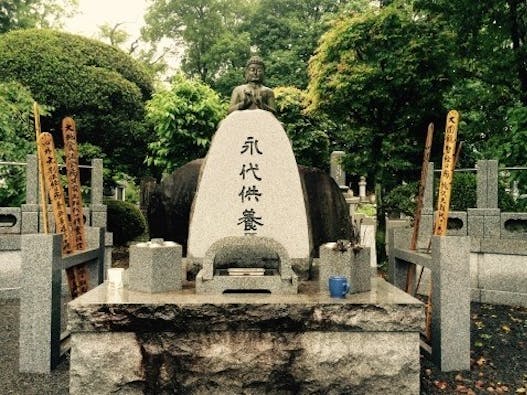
left=21, top=154, right=39, bottom=234
left=90, top=158, right=107, bottom=228
left=128, top=238, right=183, bottom=293
left=431, top=235, right=470, bottom=371
left=319, top=242, right=371, bottom=294
left=359, top=176, right=367, bottom=202
left=468, top=160, right=501, bottom=238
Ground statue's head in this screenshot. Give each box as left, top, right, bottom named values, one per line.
left=244, top=56, right=265, bottom=83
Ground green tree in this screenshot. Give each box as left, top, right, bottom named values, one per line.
left=146, top=73, right=226, bottom=175
left=143, top=0, right=252, bottom=95
left=97, top=22, right=170, bottom=77
left=0, top=29, right=154, bottom=179
left=414, top=0, right=527, bottom=167
left=245, top=0, right=369, bottom=89
left=307, top=2, right=453, bottom=189
left=0, top=0, right=78, bottom=33
left=274, top=86, right=331, bottom=170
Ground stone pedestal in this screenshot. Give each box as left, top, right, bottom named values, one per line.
left=319, top=242, right=371, bottom=294
left=68, top=278, right=424, bottom=394
left=128, top=239, right=183, bottom=293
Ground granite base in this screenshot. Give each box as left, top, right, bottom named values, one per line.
left=68, top=278, right=424, bottom=394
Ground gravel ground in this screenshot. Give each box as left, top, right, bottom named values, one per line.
left=0, top=298, right=69, bottom=395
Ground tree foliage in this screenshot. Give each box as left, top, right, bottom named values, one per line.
left=146, top=73, right=226, bottom=175
left=245, top=0, right=368, bottom=89
left=142, top=0, right=362, bottom=96
left=143, top=0, right=252, bottom=95
left=0, top=81, right=43, bottom=206
left=0, top=0, right=78, bottom=33
left=0, top=29, right=154, bottom=178
left=274, top=86, right=331, bottom=170
left=307, top=2, right=453, bottom=189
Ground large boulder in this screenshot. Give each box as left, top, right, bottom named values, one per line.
left=147, top=159, right=352, bottom=275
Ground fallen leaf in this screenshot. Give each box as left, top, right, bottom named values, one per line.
left=455, top=374, right=464, bottom=382
left=475, top=320, right=485, bottom=329
left=516, top=388, right=527, bottom=394
left=502, top=324, right=511, bottom=333
left=475, top=380, right=485, bottom=389
left=476, top=356, right=487, bottom=366
left=434, top=380, right=448, bottom=390
left=425, top=368, right=432, bottom=376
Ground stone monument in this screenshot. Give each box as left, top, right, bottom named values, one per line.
left=67, top=56, right=424, bottom=395
left=188, top=110, right=308, bottom=294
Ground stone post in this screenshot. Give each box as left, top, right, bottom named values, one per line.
left=90, top=159, right=107, bottom=228
left=128, top=239, right=183, bottom=293
left=431, top=235, right=470, bottom=371
left=19, top=233, right=62, bottom=373
left=468, top=160, right=500, bottom=238
left=330, top=151, right=346, bottom=187
left=21, top=154, right=39, bottom=234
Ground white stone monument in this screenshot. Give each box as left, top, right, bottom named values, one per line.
left=188, top=110, right=310, bottom=264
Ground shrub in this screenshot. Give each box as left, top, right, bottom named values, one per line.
left=383, top=182, right=418, bottom=218
left=0, top=29, right=153, bottom=178
left=105, top=199, right=147, bottom=246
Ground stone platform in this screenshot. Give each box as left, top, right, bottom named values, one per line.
left=67, top=277, right=424, bottom=394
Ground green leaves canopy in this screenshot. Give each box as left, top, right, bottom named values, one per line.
left=307, top=2, right=453, bottom=187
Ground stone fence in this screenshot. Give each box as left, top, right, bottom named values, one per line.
left=414, top=160, right=527, bottom=307
left=19, top=227, right=106, bottom=373
left=0, top=154, right=108, bottom=251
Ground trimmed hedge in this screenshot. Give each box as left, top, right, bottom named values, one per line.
left=0, top=29, right=154, bottom=177
left=106, top=199, right=147, bottom=246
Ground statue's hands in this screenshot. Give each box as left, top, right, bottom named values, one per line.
left=240, top=90, right=253, bottom=110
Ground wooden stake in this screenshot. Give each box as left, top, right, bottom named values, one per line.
left=62, top=117, right=89, bottom=296
left=62, top=117, right=87, bottom=251
left=405, top=123, right=434, bottom=294
left=33, top=102, right=50, bottom=234
left=37, top=132, right=89, bottom=297
left=37, top=132, right=75, bottom=255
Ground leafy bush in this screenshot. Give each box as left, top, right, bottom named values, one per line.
left=0, top=81, right=42, bottom=206
left=0, top=29, right=153, bottom=178
left=450, top=172, right=477, bottom=211
left=146, top=73, right=226, bottom=174
left=383, top=182, right=418, bottom=218
left=105, top=199, right=147, bottom=246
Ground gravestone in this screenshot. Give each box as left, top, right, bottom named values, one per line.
left=188, top=110, right=309, bottom=293
left=188, top=110, right=310, bottom=262
left=330, top=151, right=346, bottom=187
